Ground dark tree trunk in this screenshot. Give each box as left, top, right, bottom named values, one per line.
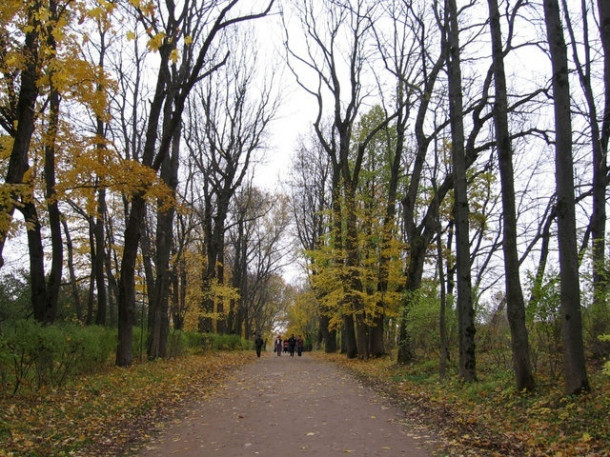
left=148, top=125, right=179, bottom=359
left=446, top=0, right=476, bottom=382
left=116, top=197, right=144, bottom=366
left=94, top=189, right=108, bottom=326
left=61, top=218, right=83, bottom=321
left=22, top=201, right=47, bottom=322
left=43, top=71, right=63, bottom=325
left=94, top=27, right=108, bottom=327
left=542, top=0, right=590, bottom=394
left=589, top=0, right=610, bottom=356
left=320, top=314, right=337, bottom=353
left=437, top=220, right=449, bottom=379
left=0, top=3, right=40, bottom=268
left=487, top=0, right=535, bottom=392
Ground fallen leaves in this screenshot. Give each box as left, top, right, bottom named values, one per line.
left=326, top=353, right=610, bottom=457
left=0, top=351, right=252, bottom=457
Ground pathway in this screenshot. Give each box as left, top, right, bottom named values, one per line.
left=136, top=352, right=441, bottom=457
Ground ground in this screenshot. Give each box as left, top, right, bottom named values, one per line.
left=134, top=353, right=444, bottom=457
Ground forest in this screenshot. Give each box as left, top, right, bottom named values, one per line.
left=0, top=0, right=609, bottom=432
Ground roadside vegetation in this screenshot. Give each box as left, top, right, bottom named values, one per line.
left=1, top=335, right=607, bottom=457
left=331, top=353, right=609, bottom=457
left=0, top=325, right=252, bottom=457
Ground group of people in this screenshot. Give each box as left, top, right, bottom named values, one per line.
left=274, top=334, right=304, bottom=357
left=253, top=333, right=305, bottom=357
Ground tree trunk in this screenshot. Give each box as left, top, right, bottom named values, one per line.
left=116, top=196, right=144, bottom=366
left=94, top=189, right=108, bottom=325
left=43, top=70, right=63, bottom=325
left=437, top=224, right=449, bottom=379
left=22, top=201, right=47, bottom=322
left=542, top=0, right=589, bottom=394
left=148, top=125, right=180, bottom=359
left=344, top=190, right=368, bottom=360
left=446, top=0, right=476, bottom=382
left=61, top=218, right=83, bottom=321
left=487, top=0, right=535, bottom=392
left=0, top=4, right=40, bottom=268
left=320, top=313, right=337, bottom=352
left=589, top=0, right=610, bottom=357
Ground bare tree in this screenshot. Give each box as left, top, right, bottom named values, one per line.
left=185, top=36, right=278, bottom=335
left=445, top=0, right=476, bottom=382
left=561, top=0, right=610, bottom=357
left=542, top=0, right=590, bottom=394
left=487, top=0, right=535, bottom=391
left=115, top=0, right=275, bottom=366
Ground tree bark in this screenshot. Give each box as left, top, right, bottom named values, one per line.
left=0, top=2, right=40, bottom=268
left=446, top=0, right=476, bottom=382
left=542, top=0, right=590, bottom=394
left=61, top=218, right=83, bottom=321
left=487, top=0, right=535, bottom=392
left=148, top=124, right=180, bottom=359
left=43, top=54, right=63, bottom=324
left=589, top=0, right=610, bottom=356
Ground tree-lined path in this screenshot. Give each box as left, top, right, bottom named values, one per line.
left=137, top=354, right=439, bottom=456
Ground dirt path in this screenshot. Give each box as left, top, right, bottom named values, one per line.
left=136, top=353, right=441, bottom=457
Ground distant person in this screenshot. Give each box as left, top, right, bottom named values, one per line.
left=288, top=334, right=296, bottom=356
left=296, top=335, right=304, bottom=357
left=283, top=339, right=289, bottom=353
left=274, top=335, right=283, bottom=356
left=254, top=334, right=264, bottom=358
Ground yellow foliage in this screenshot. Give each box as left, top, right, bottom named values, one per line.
left=169, top=48, right=180, bottom=63
left=147, top=32, right=166, bottom=52
left=0, top=0, right=21, bottom=25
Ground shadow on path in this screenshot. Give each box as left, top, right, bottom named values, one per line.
left=137, top=353, right=440, bottom=456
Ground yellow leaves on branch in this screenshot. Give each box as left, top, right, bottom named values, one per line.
left=43, top=57, right=115, bottom=120
left=147, top=32, right=166, bottom=52
left=169, top=48, right=180, bottom=63
left=129, top=0, right=156, bottom=17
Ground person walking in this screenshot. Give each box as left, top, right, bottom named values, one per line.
left=274, top=335, right=282, bottom=356
left=296, top=335, right=304, bottom=356
left=288, top=334, right=296, bottom=357
left=255, top=334, right=264, bottom=358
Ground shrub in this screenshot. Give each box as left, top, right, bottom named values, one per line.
left=0, top=320, right=115, bottom=395
left=201, top=333, right=250, bottom=351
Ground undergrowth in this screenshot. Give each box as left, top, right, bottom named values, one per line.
left=327, top=353, right=610, bottom=457
left=0, top=351, right=252, bottom=457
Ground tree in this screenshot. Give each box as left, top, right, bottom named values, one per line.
left=231, top=187, right=290, bottom=337
left=561, top=0, right=610, bottom=357
left=0, top=0, right=44, bottom=268
left=542, top=0, right=590, bottom=394
left=284, top=0, right=400, bottom=359
left=115, top=0, right=275, bottom=367
left=445, top=0, right=476, bottom=382
left=185, top=36, right=277, bottom=334
left=487, top=0, right=535, bottom=391
left=288, top=132, right=337, bottom=352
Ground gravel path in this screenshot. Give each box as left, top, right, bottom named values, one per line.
left=136, top=352, right=441, bottom=457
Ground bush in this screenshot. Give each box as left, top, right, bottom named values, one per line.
left=201, top=333, right=250, bottom=351
left=0, top=320, right=115, bottom=395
